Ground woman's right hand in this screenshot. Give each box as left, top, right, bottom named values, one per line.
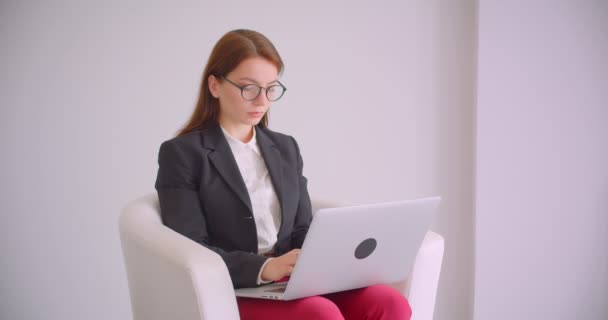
left=260, top=249, right=301, bottom=282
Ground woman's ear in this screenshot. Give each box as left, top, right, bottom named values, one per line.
left=208, top=75, right=220, bottom=98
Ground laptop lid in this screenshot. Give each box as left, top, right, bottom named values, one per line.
left=280, top=196, right=440, bottom=300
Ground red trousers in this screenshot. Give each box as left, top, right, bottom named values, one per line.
left=237, top=284, right=412, bottom=320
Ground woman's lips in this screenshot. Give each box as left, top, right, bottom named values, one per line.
left=248, top=112, right=264, bottom=118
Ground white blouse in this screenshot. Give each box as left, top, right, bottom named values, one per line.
left=220, top=126, right=282, bottom=255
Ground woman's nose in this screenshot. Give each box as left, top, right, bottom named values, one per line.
left=253, top=90, right=268, bottom=105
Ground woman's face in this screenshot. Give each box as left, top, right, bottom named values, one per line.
left=210, top=57, right=279, bottom=129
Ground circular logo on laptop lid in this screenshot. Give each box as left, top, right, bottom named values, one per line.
left=354, top=238, right=377, bottom=259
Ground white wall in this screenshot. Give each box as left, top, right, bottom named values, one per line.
left=0, top=1, right=475, bottom=319
left=475, top=1, right=608, bottom=319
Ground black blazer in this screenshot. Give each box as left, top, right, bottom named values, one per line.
left=155, top=121, right=312, bottom=289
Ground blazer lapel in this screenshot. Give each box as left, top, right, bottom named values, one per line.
left=202, top=123, right=253, bottom=214
left=256, top=127, right=285, bottom=224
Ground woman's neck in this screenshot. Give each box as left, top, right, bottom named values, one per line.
left=219, top=121, right=254, bottom=143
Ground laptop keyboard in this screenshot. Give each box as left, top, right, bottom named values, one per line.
left=265, top=287, right=286, bottom=293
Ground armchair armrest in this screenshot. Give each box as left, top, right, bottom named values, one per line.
left=119, top=194, right=239, bottom=320
left=390, top=230, right=445, bottom=320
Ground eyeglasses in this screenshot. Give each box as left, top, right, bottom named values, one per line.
left=219, top=76, right=287, bottom=102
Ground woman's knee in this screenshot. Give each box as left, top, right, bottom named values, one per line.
left=238, top=296, right=343, bottom=320
left=293, top=296, right=344, bottom=320
left=359, top=285, right=412, bottom=320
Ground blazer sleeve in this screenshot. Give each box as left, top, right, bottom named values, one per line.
left=155, top=139, right=268, bottom=289
left=290, top=136, right=313, bottom=249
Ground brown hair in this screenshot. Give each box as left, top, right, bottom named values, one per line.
left=177, top=29, right=284, bottom=136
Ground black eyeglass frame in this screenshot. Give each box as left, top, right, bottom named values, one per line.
left=219, top=75, right=287, bottom=102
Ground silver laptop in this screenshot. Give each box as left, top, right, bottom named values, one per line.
left=235, top=196, right=440, bottom=300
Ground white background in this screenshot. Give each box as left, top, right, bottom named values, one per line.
left=1, top=0, right=605, bottom=320
left=475, top=1, right=608, bottom=319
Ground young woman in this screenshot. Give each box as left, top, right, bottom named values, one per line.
left=155, top=29, right=412, bottom=320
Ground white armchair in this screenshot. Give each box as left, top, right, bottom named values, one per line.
left=119, top=194, right=444, bottom=320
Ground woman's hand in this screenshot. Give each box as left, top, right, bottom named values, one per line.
left=261, top=249, right=301, bottom=282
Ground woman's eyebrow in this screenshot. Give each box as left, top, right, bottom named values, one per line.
left=238, top=77, right=279, bottom=85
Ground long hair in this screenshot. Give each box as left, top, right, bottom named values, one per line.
left=177, top=29, right=284, bottom=136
